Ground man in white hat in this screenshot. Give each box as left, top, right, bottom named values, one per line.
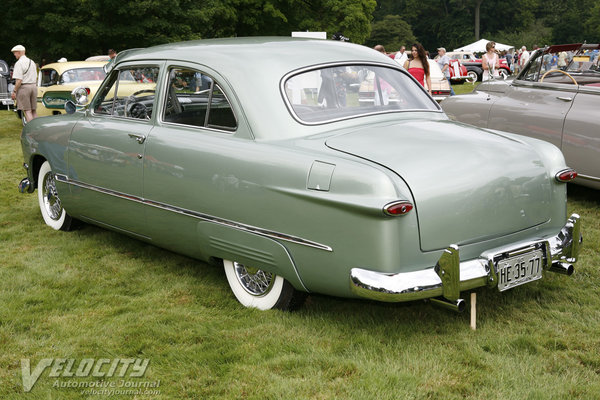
left=11, top=44, right=38, bottom=122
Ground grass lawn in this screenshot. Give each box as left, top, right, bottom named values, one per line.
left=0, top=104, right=599, bottom=399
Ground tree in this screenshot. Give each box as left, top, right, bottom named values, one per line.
left=475, top=0, right=483, bottom=40
left=365, top=15, right=416, bottom=51
left=0, top=0, right=376, bottom=63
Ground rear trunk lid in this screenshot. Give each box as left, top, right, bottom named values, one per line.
left=326, top=119, right=552, bottom=251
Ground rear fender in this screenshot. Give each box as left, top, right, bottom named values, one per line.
left=196, top=221, right=308, bottom=291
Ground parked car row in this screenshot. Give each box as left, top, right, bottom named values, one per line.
left=19, top=38, right=583, bottom=312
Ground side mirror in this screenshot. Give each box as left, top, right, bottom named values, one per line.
left=65, top=100, right=76, bottom=114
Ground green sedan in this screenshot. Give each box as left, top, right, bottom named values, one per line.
left=19, top=38, right=582, bottom=312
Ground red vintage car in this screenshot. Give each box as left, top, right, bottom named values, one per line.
left=448, top=59, right=470, bottom=83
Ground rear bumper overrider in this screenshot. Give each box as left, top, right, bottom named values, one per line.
left=350, top=214, right=582, bottom=311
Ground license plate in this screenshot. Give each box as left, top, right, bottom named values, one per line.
left=496, top=249, right=544, bottom=291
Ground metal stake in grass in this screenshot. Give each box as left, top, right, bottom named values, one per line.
left=470, top=292, right=476, bottom=330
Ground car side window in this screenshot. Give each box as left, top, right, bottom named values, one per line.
left=521, top=53, right=543, bottom=82
left=40, top=69, right=59, bottom=86
left=93, top=66, right=159, bottom=120
left=162, top=68, right=237, bottom=131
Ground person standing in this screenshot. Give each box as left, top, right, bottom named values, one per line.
left=436, top=47, right=455, bottom=95
left=519, top=46, right=530, bottom=71
left=403, top=43, right=431, bottom=95
left=482, top=42, right=500, bottom=81
left=557, top=51, right=568, bottom=69
left=394, top=46, right=408, bottom=65
left=373, top=45, right=386, bottom=54
left=10, top=45, right=37, bottom=122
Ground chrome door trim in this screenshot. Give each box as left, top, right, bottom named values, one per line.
left=55, top=174, right=333, bottom=252
left=577, top=174, right=600, bottom=183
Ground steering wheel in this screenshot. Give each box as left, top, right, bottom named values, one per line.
left=540, top=69, right=578, bottom=85
left=124, top=89, right=155, bottom=118
left=128, top=103, right=149, bottom=120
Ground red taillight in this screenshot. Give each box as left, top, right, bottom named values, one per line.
left=555, top=168, right=578, bottom=182
left=85, top=87, right=91, bottom=95
left=384, top=201, right=413, bottom=216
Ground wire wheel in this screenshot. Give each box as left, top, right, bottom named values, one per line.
left=233, top=262, right=275, bottom=296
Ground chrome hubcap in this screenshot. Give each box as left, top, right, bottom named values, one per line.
left=43, top=173, right=62, bottom=220
left=233, top=262, right=274, bottom=296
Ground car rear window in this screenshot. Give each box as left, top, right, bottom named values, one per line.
left=283, top=64, right=439, bottom=124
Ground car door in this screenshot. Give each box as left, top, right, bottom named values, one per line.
left=488, top=51, right=577, bottom=149
left=562, top=85, right=600, bottom=186
left=65, top=63, right=163, bottom=237
left=141, top=64, right=247, bottom=255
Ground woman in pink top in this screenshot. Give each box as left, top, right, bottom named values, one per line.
left=482, top=41, right=500, bottom=81
left=403, top=43, right=431, bottom=95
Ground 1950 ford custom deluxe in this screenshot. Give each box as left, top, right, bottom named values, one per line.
left=19, top=38, right=582, bottom=311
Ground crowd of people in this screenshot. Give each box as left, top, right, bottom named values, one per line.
left=376, top=41, right=600, bottom=88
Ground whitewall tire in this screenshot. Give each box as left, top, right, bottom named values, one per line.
left=223, top=259, right=306, bottom=310
left=37, top=161, right=74, bottom=231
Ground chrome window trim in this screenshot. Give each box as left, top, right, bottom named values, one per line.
left=280, top=61, right=443, bottom=126
left=157, top=65, right=238, bottom=134
left=55, top=174, right=332, bottom=252
left=89, top=62, right=163, bottom=120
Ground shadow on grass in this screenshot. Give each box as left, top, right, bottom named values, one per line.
left=568, top=183, right=600, bottom=206
left=67, top=215, right=581, bottom=338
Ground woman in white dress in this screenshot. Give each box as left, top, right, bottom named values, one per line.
left=482, top=41, right=500, bottom=81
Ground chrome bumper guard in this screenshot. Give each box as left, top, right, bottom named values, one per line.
left=350, top=214, right=582, bottom=310
left=18, top=164, right=34, bottom=194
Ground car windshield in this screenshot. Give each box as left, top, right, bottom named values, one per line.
left=565, top=51, right=600, bottom=74
left=283, top=65, right=438, bottom=124
left=59, top=68, right=106, bottom=84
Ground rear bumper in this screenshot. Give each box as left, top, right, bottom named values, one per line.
left=350, top=214, right=582, bottom=304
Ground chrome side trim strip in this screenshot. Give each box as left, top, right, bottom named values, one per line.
left=577, top=174, right=600, bottom=183
left=55, top=175, right=332, bottom=252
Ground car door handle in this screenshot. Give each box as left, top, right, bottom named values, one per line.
left=128, top=133, right=146, bottom=144
left=556, top=96, right=573, bottom=102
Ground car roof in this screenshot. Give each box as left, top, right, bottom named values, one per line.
left=114, top=38, right=422, bottom=140
left=116, top=37, right=395, bottom=76
left=41, top=61, right=107, bottom=73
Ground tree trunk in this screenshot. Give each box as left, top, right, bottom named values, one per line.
left=475, top=0, right=483, bottom=40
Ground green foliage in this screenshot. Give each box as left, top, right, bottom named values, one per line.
left=492, top=20, right=552, bottom=50
left=370, top=0, right=599, bottom=52
left=365, top=15, right=416, bottom=51
left=0, top=0, right=375, bottom=63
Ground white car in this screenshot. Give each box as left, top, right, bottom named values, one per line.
left=427, top=59, right=451, bottom=102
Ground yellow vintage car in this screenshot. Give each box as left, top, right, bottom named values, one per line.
left=37, top=61, right=107, bottom=117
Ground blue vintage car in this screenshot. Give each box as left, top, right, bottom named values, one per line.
left=19, top=38, right=582, bottom=312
